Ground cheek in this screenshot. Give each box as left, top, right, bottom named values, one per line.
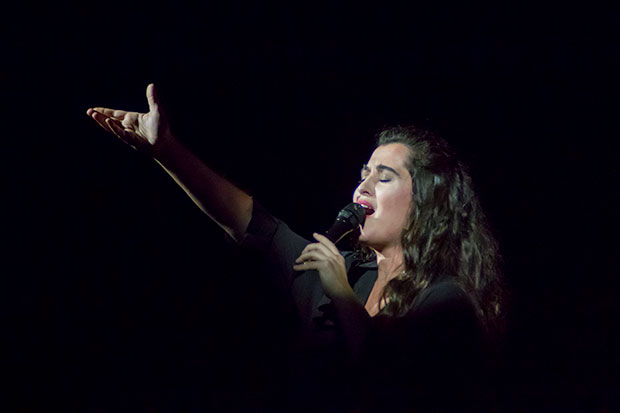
left=383, top=190, right=412, bottom=223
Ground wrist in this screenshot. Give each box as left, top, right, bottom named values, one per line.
left=150, top=132, right=178, bottom=163
left=330, top=284, right=358, bottom=304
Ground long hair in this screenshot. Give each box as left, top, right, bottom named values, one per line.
left=372, top=126, right=506, bottom=338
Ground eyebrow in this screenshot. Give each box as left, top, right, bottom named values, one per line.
left=361, top=164, right=401, bottom=177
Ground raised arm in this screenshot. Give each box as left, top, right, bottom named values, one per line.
left=86, top=84, right=252, bottom=241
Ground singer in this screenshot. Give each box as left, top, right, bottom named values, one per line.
left=87, top=84, right=505, bottom=410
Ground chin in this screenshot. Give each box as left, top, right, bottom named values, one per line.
left=358, top=235, right=378, bottom=250
left=359, top=227, right=378, bottom=244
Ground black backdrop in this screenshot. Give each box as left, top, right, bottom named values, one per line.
left=3, top=2, right=619, bottom=410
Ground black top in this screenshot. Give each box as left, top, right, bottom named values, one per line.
left=238, top=202, right=489, bottom=411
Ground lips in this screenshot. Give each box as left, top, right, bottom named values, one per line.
left=356, top=200, right=375, bottom=215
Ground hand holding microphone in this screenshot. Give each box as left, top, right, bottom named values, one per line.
left=293, top=203, right=368, bottom=299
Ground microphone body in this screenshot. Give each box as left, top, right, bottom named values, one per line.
left=325, top=203, right=367, bottom=245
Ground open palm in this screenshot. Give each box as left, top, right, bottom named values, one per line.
left=87, top=83, right=171, bottom=155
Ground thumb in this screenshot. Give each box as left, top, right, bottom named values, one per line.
left=146, top=83, right=159, bottom=112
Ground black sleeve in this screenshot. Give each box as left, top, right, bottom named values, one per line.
left=234, top=202, right=358, bottom=341
left=235, top=201, right=310, bottom=294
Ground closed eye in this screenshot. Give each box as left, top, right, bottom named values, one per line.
left=359, top=164, right=398, bottom=183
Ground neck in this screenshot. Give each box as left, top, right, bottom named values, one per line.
left=373, top=244, right=405, bottom=283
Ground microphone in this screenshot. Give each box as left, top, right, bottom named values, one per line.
left=325, top=202, right=367, bottom=245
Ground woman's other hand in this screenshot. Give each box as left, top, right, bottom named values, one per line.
left=294, top=233, right=355, bottom=300
left=86, top=83, right=172, bottom=158
left=295, top=233, right=370, bottom=358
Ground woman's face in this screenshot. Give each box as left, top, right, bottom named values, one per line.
left=353, top=143, right=414, bottom=251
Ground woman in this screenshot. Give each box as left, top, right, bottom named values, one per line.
left=87, top=84, right=505, bottom=410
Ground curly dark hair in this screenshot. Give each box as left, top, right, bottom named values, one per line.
left=369, top=126, right=506, bottom=338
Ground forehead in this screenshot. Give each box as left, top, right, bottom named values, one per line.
left=367, top=143, right=411, bottom=170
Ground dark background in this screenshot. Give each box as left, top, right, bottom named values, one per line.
left=3, top=2, right=619, bottom=410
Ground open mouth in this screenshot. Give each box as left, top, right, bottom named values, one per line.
left=359, top=204, right=375, bottom=216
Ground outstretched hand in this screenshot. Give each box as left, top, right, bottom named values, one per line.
left=86, top=83, right=173, bottom=157
left=294, top=233, right=356, bottom=300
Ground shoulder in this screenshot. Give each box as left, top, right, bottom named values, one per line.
left=388, top=279, right=485, bottom=345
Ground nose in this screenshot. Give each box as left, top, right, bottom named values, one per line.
left=356, top=176, right=374, bottom=197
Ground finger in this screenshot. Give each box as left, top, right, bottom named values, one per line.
left=87, top=108, right=123, bottom=133
left=88, top=110, right=114, bottom=134
left=90, top=108, right=138, bottom=131
left=91, top=107, right=123, bottom=119
left=293, top=260, right=321, bottom=271
left=312, top=233, right=340, bottom=255
left=106, top=117, right=126, bottom=139
left=296, top=242, right=334, bottom=261
left=146, top=83, right=158, bottom=112
left=295, top=249, right=328, bottom=264
left=112, top=118, right=137, bottom=137
left=94, top=107, right=143, bottom=122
